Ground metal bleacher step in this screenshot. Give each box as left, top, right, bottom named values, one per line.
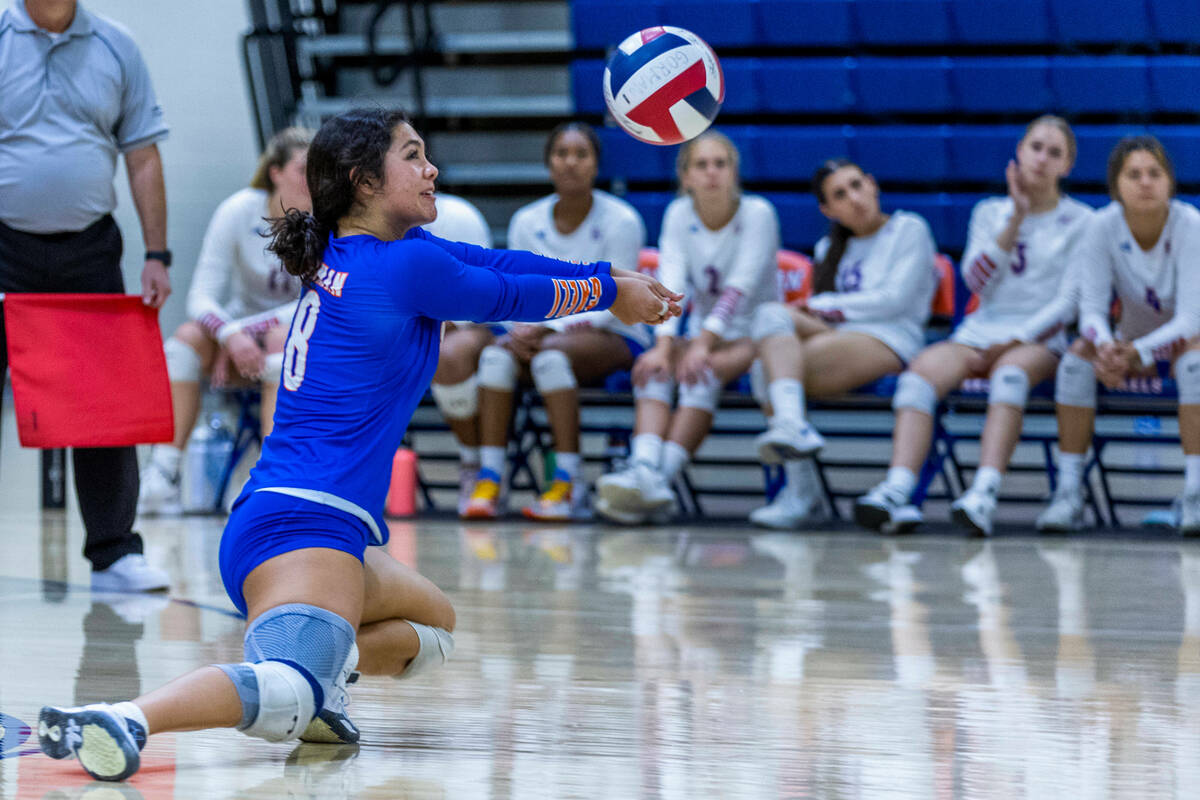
left=297, top=30, right=572, bottom=73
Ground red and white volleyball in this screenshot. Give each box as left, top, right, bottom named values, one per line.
left=603, top=26, right=725, bottom=146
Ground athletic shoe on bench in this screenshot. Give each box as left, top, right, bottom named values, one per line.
left=754, top=421, right=826, bottom=465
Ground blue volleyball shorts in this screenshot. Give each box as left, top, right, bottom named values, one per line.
left=219, top=490, right=371, bottom=616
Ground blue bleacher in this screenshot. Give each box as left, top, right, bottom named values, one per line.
left=1072, top=125, right=1145, bottom=184
left=854, top=0, right=952, bottom=45
left=852, top=125, right=950, bottom=183
left=570, top=60, right=606, bottom=115
left=888, top=193, right=957, bottom=251
left=946, top=126, right=1024, bottom=183
left=570, top=0, right=660, bottom=50
left=720, top=125, right=764, bottom=181
left=596, top=128, right=675, bottom=183
left=659, top=0, right=758, bottom=48
left=950, top=57, right=1054, bottom=114
left=757, top=0, right=855, bottom=47
left=1154, top=127, right=1200, bottom=186
left=1050, top=56, right=1150, bottom=114
left=855, top=57, right=953, bottom=114
left=949, top=0, right=1054, bottom=44
left=623, top=192, right=674, bottom=244
left=1048, top=0, right=1152, bottom=43
left=760, top=192, right=824, bottom=251
left=1150, top=58, right=1200, bottom=115
left=758, top=58, right=855, bottom=114
left=1149, top=0, right=1200, bottom=44
left=719, top=59, right=764, bottom=115
left=945, top=194, right=981, bottom=250
left=755, top=126, right=852, bottom=182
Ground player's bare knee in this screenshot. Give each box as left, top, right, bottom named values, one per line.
left=1067, top=337, right=1096, bottom=359
left=174, top=320, right=209, bottom=349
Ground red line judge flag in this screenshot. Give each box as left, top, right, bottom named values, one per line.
left=3, top=294, right=173, bottom=448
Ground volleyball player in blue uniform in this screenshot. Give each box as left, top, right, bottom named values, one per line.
left=36, top=108, right=681, bottom=782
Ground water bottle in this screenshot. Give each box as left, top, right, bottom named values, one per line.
left=183, top=413, right=235, bottom=512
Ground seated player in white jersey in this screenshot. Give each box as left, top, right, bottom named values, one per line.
left=1038, top=136, right=1200, bottom=533
left=595, top=131, right=781, bottom=524
left=138, top=127, right=313, bottom=516
left=463, top=123, right=649, bottom=521
left=853, top=116, right=1094, bottom=535
left=750, top=158, right=938, bottom=530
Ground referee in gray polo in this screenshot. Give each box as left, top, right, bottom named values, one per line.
left=0, top=0, right=172, bottom=592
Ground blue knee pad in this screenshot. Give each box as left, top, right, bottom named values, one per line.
left=218, top=603, right=356, bottom=742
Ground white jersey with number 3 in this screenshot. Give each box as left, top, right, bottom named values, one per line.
left=952, top=195, right=1094, bottom=350
left=656, top=193, right=781, bottom=341
left=1078, top=199, right=1200, bottom=365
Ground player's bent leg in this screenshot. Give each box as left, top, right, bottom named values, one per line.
left=358, top=547, right=455, bottom=679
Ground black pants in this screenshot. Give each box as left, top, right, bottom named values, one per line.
left=0, top=215, right=143, bottom=571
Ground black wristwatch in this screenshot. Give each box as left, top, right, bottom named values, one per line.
left=145, top=249, right=172, bottom=267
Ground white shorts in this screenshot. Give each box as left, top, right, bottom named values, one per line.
left=952, top=315, right=1067, bottom=355
left=837, top=321, right=925, bottom=365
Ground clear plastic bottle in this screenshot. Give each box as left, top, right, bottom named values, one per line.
left=183, top=413, right=234, bottom=513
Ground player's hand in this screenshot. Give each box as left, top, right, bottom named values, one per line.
left=226, top=331, right=266, bottom=380
left=676, top=340, right=712, bottom=385
left=610, top=276, right=683, bottom=326
left=499, top=324, right=549, bottom=361
left=631, top=342, right=672, bottom=387
left=1006, top=159, right=1031, bottom=219
left=210, top=350, right=231, bottom=388
left=141, top=259, right=171, bottom=308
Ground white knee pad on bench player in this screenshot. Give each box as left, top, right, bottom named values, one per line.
left=1054, top=352, right=1096, bottom=408
left=164, top=336, right=201, bottom=382
left=634, top=376, right=676, bottom=405
left=478, top=345, right=518, bottom=391
left=395, top=621, right=455, bottom=680
left=263, top=352, right=284, bottom=382
left=678, top=370, right=721, bottom=413
left=1178, top=350, right=1200, bottom=405
left=430, top=374, right=479, bottom=419
left=217, top=603, right=356, bottom=742
left=988, top=364, right=1030, bottom=408
left=750, top=302, right=794, bottom=342
left=530, top=349, right=577, bottom=394
left=892, top=371, right=938, bottom=416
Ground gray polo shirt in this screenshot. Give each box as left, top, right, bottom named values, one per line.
left=0, top=1, right=168, bottom=233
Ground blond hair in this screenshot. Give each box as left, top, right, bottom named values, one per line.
left=1023, top=114, right=1077, bottom=167
left=250, top=127, right=315, bottom=191
left=675, top=130, right=741, bottom=196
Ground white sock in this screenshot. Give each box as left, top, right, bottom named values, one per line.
left=768, top=378, right=806, bottom=426
left=631, top=433, right=663, bottom=468
left=885, top=467, right=917, bottom=500
left=459, top=444, right=480, bottom=467
left=1186, top=456, right=1200, bottom=493
left=480, top=446, right=506, bottom=478
left=661, top=441, right=690, bottom=481
left=556, top=451, right=581, bottom=482
left=782, top=459, right=820, bottom=502
left=973, top=466, right=1003, bottom=495
left=151, top=445, right=182, bottom=478
left=111, top=701, right=149, bottom=736
left=1057, top=452, right=1084, bottom=490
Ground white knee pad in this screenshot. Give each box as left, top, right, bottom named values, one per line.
left=634, top=376, right=676, bottom=405
left=750, top=301, right=795, bottom=342
left=430, top=374, right=479, bottom=419
left=892, top=371, right=938, bottom=416
left=477, top=345, right=518, bottom=391
left=164, top=336, right=201, bottom=382
left=678, top=370, right=722, bottom=413
left=530, top=348, right=577, bottom=394
left=395, top=622, right=455, bottom=680
left=262, top=352, right=284, bottom=382
left=749, top=359, right=768, bottom=407
left=1055, top=352, right=1097, bottom=408
left=988, top=364, right=1030, bottom=408
left=1177, top=350, right=1200, bottom=405
left=219, top=603, right=357, bottom=743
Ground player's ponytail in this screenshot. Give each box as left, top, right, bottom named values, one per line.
left=811, top=158, right=856, bottom=295
left=267, top=107, right=413, bottom=283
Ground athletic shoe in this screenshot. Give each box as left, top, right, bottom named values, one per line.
left=136, top=462, right=181, bottom=517
left=1181, top=491, right=1200, bottom=536
left=596, top=462, right=674, bottom=513
left=593, top=496, right=673, bottom=525
left=1036, top=484, right=1085, bottom=532
left=883, top=504, right=924, bottom=535
left=91, top=554, right=169, bottom=593
left=754, top=421, right=826, bottom=465
left=951, top=486, right=998, bottom=536
left=853, top=481, right=910, bottom=532
left=38, top=704, right=146, bottom=782
left=463, top=476, right=501, bottom=520
left=749, top=491, right=824, bottom=530
left=300, top=643, right=360, bottom=744
left=456, top=463, right=480, bottom=518
left=523, top=479, right=590, bottom=522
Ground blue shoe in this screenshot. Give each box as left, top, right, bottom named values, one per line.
left=38, top=704, right=145, bottom=781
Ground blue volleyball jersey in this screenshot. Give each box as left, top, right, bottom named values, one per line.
left=240, top=227, right=617, bottom=543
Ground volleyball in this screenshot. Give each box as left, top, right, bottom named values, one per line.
left=603, top=26, right=725, bottom=146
